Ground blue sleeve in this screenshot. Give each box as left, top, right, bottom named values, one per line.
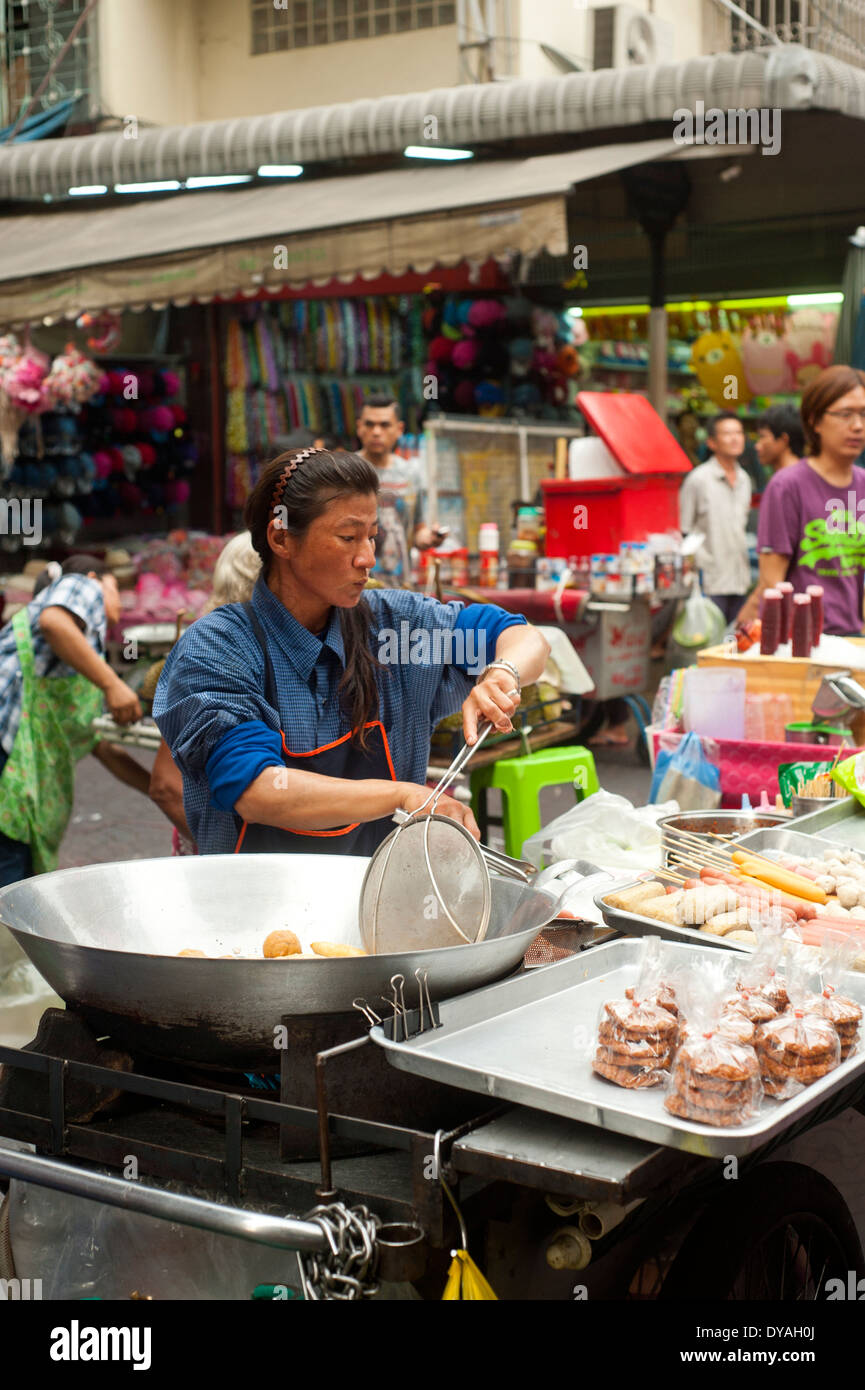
left=453, top=603, right=528, bottom=676
left=152, top=608, right=277, bottom=779
left=205, top=720, right=284, bottom=812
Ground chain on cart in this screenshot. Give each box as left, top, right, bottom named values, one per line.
left=296, top=1202, right=382, bottom=1300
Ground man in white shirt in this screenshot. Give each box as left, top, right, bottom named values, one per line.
left=356, top=395, right=445, bottom=583
left=679, top=412, right=752, bottom=624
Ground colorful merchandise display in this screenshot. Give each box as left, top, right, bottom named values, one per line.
left=224, top=297, right=425, bottom=509
left=0, top=351, right=196, bottom=549
left=579, top=301, right=840, bottom=427
left=423, top=293, right=585, bottom=420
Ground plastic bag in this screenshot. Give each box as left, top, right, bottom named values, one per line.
left=753, top=941, right=840, bottom=1098
left=832, top=751, right=865, bottom=809
left=734, top=933, right=789, bottom=1015
left=521, top=790, right=678, bottom=871
left=442, top=1250, right=497, bottom=1300
left=755, top=1009, right=839, bottom=1098
left=592, top=983, right=678, bottom=1090
left=664, top=956, right=763, bottom=1126
left=649, top=730, right=722, bottom=810
left=637, top=934, right=685, bottom=1042
left=671, top=583, right=726, bottom=651
left=802, top=931, right=863, bottom=1061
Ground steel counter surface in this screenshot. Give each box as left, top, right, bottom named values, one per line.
left=372, top=938, right=865, bottom=1158
left=450, top=1106, right=707, bottom=1204
left=738, top=798, right=865, bottom=852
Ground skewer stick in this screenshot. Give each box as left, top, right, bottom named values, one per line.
left=667, top=844, right=735, bottom=871
left=658, top=868, right=689, bottom=884
left=663, top=826, right=736, bottom=858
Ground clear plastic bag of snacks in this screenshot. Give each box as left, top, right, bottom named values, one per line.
left=802, top=931, right=863, bottom=1064
left=637, top=934, right=687, bottom=1041
left=734, top=928, right=795, bottom=1028
left=664, top=955, right=763, bottom=1127
left=753, top=941, right=840, bottom=1099
left=591, top=938, right=679, bottom=1090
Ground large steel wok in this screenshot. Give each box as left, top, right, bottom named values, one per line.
left=0, top=854, right=562, bottom=1066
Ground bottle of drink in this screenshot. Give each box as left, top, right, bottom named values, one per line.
left=478, top=523, right=499, bottom=588
left=791, top=593, right=812, bottom=659
left=806, top=585, right=824, bottom=647
left=760, top=588, right=782, bottom=655
left=776, top=581, right=794, bottom=645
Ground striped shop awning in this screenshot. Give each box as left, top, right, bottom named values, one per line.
left=0, top=139, right=679, bottom=325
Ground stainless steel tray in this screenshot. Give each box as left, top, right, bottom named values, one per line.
left=738, top=799, right=865, bottom=851
left=371, top=938, right=865, bottom=1157
left=732, top=826, right=845, bottom=858
left=592, top=881, right=752, bottom=954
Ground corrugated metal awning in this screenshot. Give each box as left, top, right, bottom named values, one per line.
left=1, top=43, right=863, bottom=201
left=0, top=139, right=678, bottom=324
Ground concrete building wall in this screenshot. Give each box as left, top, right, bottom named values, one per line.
left=97, top=0, right=199, bottom=125
left=513, top=0, right=711, bottom=83
left=95, top=0, right=719, bottom=127
left=195, top=3, right=461, bottom=120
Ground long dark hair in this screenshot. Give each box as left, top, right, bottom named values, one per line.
left=245, top=448, right=382, bottom=745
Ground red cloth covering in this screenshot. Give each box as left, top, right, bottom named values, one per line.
left=651, top=730, right=861, bottom=809
left=442, top=587, right=590, bottom=625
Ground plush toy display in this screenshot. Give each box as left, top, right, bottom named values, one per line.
left=690, top=329, right=753, bottom=407
left=422, top=289, right=584, bottom=418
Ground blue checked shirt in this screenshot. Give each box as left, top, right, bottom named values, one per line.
left=153, top=578, right=503, bottom=855
left=0, top=574, right=107, bottom=758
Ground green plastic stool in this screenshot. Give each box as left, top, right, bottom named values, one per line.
left=470, top=745, right=599, bottom=861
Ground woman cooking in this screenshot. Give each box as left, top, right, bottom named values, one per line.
left=153, top=448, right=550, bottom=853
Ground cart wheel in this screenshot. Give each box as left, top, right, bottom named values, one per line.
left=658, top=1162, right=863, bottom=1301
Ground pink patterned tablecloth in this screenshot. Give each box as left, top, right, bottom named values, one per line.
left=651, top=730, right=861, bottom=809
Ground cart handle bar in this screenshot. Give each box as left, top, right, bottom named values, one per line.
left=0, top=1146, right=328, bottom=1253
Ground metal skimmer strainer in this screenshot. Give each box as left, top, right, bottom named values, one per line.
left=359, top=724, right=496, bottom=955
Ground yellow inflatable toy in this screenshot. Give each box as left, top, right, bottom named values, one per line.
left=690, top=330, right=752, bottom=407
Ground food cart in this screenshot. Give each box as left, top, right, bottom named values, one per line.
left=1, top=803, right=865, bottom=1302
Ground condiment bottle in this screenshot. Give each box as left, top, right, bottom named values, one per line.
left=760, top=588, right=782, bottom=655
left=791, top=593, right=812, bottom=659
left=806, top=585, right=824, bottom=647
left=507, top=539, right=537, bottom=589
left=478, top=523, right=500, bottom=588
left=777, top=581, right=794, bottom=645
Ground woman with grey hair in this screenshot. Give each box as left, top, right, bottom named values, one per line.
left=149, top=532, right=261, bottom=851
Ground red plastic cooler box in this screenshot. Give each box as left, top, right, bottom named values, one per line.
left=542, top=392, right=692, bottom=558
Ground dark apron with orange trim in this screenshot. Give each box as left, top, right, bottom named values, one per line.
left=234, top=603, right=396, bottom=857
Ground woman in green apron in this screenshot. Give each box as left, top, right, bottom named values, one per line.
left=0, top=555, right=142, bottom=887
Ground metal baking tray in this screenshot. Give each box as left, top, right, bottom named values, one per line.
left=371, top=937, right=865, bottom=1157
left=592, top=880, right=753, bottom=954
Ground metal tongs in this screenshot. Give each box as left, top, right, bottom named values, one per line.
left=394, top=722, right=535, bottom=884
left=393, top=720, right=494, bottom=828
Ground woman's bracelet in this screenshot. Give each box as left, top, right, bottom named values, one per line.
left=475, top=659, right=521, bottom=694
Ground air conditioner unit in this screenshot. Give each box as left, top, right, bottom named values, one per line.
left=592, top=4, right=675, bottom=70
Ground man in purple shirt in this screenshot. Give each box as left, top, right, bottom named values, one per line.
left=736, top=365, right=865, bottom=635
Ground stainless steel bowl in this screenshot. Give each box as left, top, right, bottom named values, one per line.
left=657, top=809, right=786, bottom=866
